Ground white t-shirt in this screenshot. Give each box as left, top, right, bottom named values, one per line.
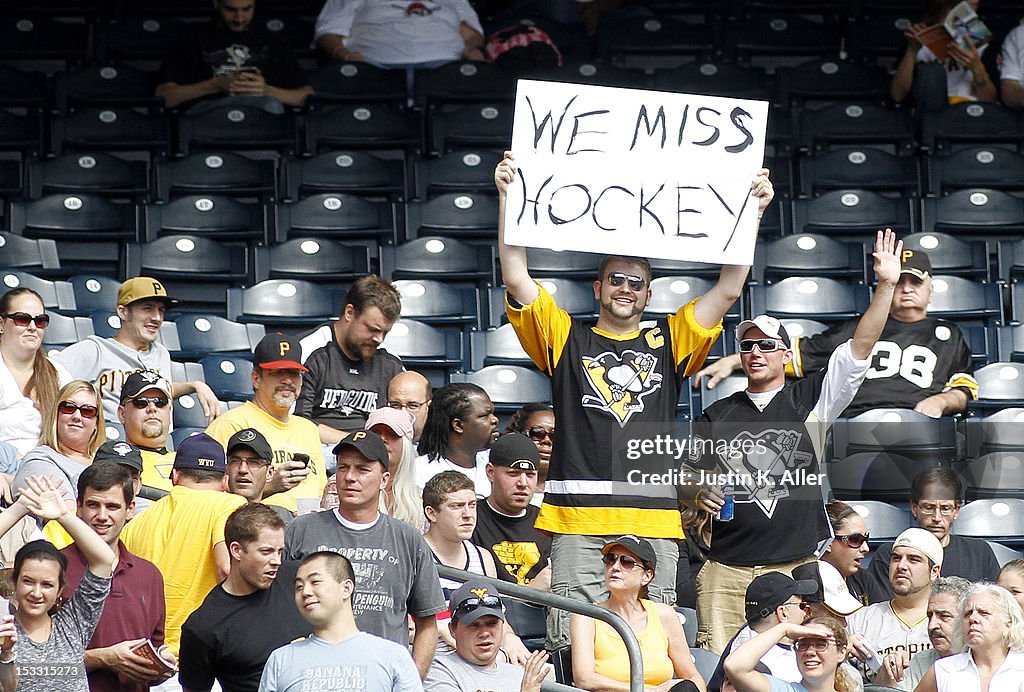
left=915, top=43, right=989, bottom=102
left=314, top=0, right=483, bottom=66
left=0, top=353, right=72, bottom=456
left=414, top=450, right=491, bottom=498
left=1001, top=25, right=1024, bottom=84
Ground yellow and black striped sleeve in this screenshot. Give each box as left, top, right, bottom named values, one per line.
left=666, top=298, right=724, bottom=376
left=505, top=283, right=572, bottom=376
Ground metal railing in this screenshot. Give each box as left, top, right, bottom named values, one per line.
left=436, top=564, right=645, bottom=692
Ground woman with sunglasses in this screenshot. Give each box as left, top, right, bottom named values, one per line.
left=505, top=403, right=554, bottom=494
left=0, top=288, right=71, bottom=458
left=571, top=535, right=706, bottom=691
left=821, top=501, right=872, bottom=605
left=725, top=615, right=857, bottom=692
left=12, top=381, right=106, bottom=513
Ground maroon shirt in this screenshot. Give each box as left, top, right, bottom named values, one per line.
left=63, top=540, right=166, bottom=692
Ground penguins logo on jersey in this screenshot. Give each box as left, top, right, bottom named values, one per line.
left=720, top=429, right=813, bottom=518
left=581, top=350, right=662, bottom=426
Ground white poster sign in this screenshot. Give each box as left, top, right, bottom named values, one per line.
left=504, top=79, right=769, bottom=265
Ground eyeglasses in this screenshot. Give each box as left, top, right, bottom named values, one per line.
left=227, top=455, right=270, bottom=467
left=834, top=532, right=870, bottom=548
left=916, top=502, right=959, bottom=516
left=526, top=426, right=554, bottom=442
left=453, top=595, right=502, bottom=620
left=388, top=400, right=427, bottom=412
left=794, top=637, right=837, bottom=653
left=127, top=396, right=170, bottom=409
left=601, top=553, right=644, bottom=570
left=57, top=401, right=99, bottom=419
left=781, top=600, right=805, bottom=611
left=607, top=272, right=646, bottom=291
left=738, top=338, right=785, bottom=353
left=2, top=312, right=50, bottom=328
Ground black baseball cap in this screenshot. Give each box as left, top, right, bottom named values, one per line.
left=488, top=433, right=539, bottom=471
left=172, top=433, right=226, bottom=473
left=601, top=534, right=657, bottom=571
left=226, top=428, right=273, bottom=462
left=253, top=333, right=307, bottom=371
left=93, top=440, right=143, bottom=473
left=744, top=571, right=817, bottom=621
left=901, top=249, right=932, bottom=280
left=449, top=580, right=506, bottom=625
left=332, top=430, right=389, bottom=470
left=120, top=369, right=172, bottom=403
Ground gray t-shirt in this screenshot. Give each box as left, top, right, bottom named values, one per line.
left=13, top=445, right=88, bottom=502
left=284, top=511, right=444, bottom=645
left=15, top=568, right=112, bottom=692
left=423, top=651, right=524, bottom=692
left=259, top=631, right=423, bottom=692
left=51, top=335, right=174, bottom=422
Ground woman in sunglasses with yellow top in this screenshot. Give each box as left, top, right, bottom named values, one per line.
left=571, top=534, right=707, bottom=691
left=11, top=380, right=106, bottom=514
left=0, top=288, right=72, bottom=460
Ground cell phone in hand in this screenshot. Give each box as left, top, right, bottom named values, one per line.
left=291, top=453, right=310, bottom=468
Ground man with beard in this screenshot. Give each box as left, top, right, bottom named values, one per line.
left=414, top=383, right=500, bottom=498
left=495, top=151, right=775, bottom=651
left=53, top=277, right=218, bottom=423
left=871, top=576, right=971, bottom=690
left=179, top=503, right=312, bottom=692
left=295, top=276, right=404, bottom=455
left=115, top=370, right=176, bottom=494
left=206, top=333, right=324, bottom=516
left=847, top=528, right=943, bottom=668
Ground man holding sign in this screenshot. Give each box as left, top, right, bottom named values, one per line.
left=495, top=149, right=774, bottom=649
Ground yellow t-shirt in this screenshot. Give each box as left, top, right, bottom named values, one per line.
left=121, top=485, right=247, bottom=656
left=140, top=448, right=176, bottom=493
left=204, top=401, right=326, bottom=514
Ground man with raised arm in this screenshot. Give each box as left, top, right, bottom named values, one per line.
left=687, top=230, right=903, bottom=653
left=494, top=150, right=774, bottom=650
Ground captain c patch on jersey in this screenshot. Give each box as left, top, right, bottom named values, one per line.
left=581, top=350, right=663, bottom=426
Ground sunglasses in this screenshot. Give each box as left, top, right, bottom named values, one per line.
left=601, top=553, right=645, bottom=570
left=794, top=637, right=837, bottom=653
left=3, top=312, right=50, bottom=328
left=453, top=595, right=502, bottom=620
left=834, top=532, right=870, bottom=548
left=738, top=338, right=786, bottom=353
left=526, top=426, right=554, bottom=442
left=57, top=401, right=99, bottom=419
left=127, top=396, right=170, bottom=409
left=607, top=272, right=646, bottom=291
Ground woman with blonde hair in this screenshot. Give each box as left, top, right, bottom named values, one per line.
left=725, top=615, right=856, bottom=692
left=916, top=582, right=1024, bottom=691
left=12, top=380, right=106, bottom=511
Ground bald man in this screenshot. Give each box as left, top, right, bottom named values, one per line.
left=387, top=371, right=432, bottom=443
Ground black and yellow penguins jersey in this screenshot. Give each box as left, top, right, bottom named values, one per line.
left=507, top=284, right=721, bottom=538
left=788, top=316, right=978, bottom=417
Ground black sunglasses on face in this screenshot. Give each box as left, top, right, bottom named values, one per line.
left=3, top=312, right=50, bottom=328
left=128, top=396, right=170, bottom=409
left=738, top=338, right=785, bottom=353
left=607, top=272, right=646, bottom=291
left=58, top=401, right=99, bottom=419
left=526, top=426, right=554, bottom=442
left=602, top=553, right=643, bottom=569
left=834, top=533, right=870, bottom=548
